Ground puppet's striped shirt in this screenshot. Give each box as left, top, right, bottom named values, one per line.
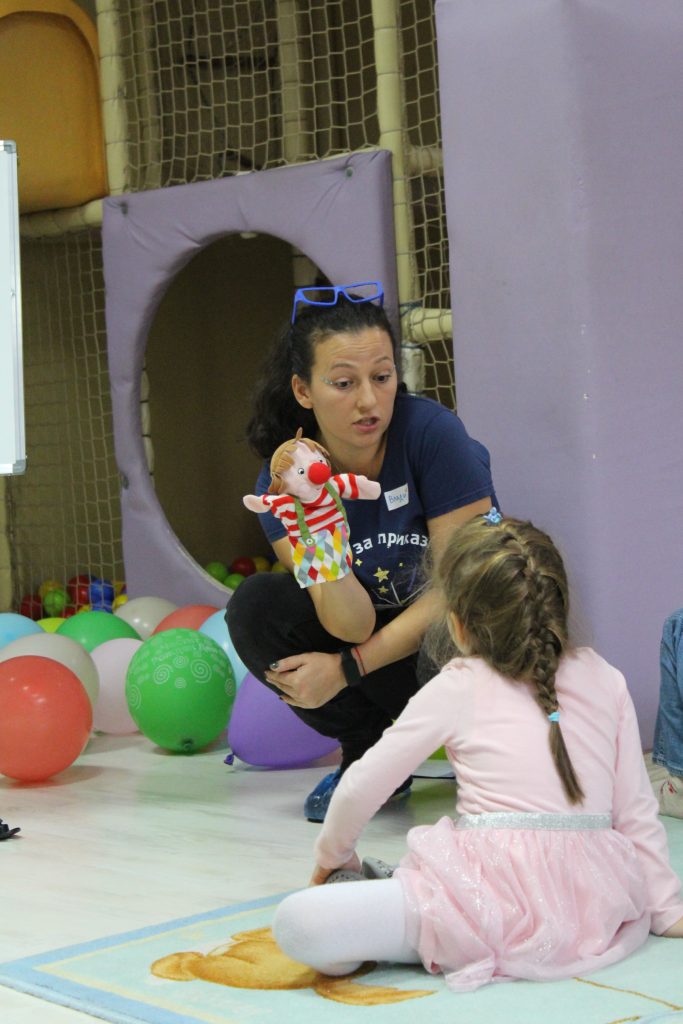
left=256, top=474, right=359, bottom=539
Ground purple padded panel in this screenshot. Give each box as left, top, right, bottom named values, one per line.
left=102, top=153, right=397, bottom=608
left=436, top=0, right=683, bottom=743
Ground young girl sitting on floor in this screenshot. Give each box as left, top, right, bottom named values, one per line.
left=273, top=513, right=683, bottom=992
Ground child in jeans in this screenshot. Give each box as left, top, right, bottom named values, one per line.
left=649, top=609, right=683, bottom=818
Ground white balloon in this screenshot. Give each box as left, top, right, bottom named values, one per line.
left=90, top=638, right=143, bottom=734
left=0, top=632, right=99, bottom=708
left=114, top=596, right=177, bottom=640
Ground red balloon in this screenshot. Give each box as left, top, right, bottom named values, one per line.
left=0, top=656, right=92, bottom=782
left=230, top=556, right=257, bottom=577
left=152, top=604, right=220, bottom=634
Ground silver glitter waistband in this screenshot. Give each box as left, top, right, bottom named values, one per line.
left=456, top=812, right=612, bottom=831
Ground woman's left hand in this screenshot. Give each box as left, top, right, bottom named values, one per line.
left=265, top=651, right=345, bottom=708
left=310, top=853, right=362, bottom=886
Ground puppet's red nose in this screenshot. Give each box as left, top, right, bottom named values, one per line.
left=308, top=462, right=331, bottom=485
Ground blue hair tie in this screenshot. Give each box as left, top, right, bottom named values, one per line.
left=548, top=711, right=560, bottom=723
left=483, top=507, right=502, bottom=525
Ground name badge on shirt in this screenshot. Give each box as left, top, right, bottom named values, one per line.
left=384, top=483, right=409, bottom=510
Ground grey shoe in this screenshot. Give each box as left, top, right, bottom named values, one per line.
left=324, top=868, right=367, bottom=884
left=324, top=857, right=396, bottom=883
left=361, top=856, right=396, bottom=879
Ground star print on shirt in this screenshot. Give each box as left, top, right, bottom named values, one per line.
left=355, top=558, right=363, bottom=566
left=374, top=567, right=390, bottom=582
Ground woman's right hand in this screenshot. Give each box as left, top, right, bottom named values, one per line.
left=662, top=916, right=683, bottom=937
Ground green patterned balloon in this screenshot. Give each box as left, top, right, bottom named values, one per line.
left=125, top=628, right=236, bottom=752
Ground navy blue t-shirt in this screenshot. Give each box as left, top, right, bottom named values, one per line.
left=254, top=392, right=496, bottom=610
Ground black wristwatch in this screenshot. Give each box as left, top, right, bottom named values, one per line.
left=339, top=647, right=363, bottom=688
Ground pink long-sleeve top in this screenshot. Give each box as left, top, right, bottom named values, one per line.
left=314, top=647, right=683, bottom=934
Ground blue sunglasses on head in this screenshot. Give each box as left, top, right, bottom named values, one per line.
left=291, top=281, right=384, bottom=323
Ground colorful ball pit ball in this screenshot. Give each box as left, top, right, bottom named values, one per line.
left=205, top=561, right=228, bottom=583
left=230, top=556, right=256, bottom=577
left=0, top=655, right=92, bottom=782
left=67, top=574, right=93, bottom=607
left=38, top=579, right=62, bottom=600
left=125, top=629, right=235, bottom=752
left=20, top=593, right=43, bottom=620
left=152, top=604, right=219, bottom=634
left=224, top=573, right=244, bottom=591
left=56, top=610, right=141, bottom=651
left=42, top=586, right=70, bottom=618
left=0, top=612, right=43, bottom=651
left=251, top=556, right=271, bottom=573
left=89, top=578, right=115, bottom=612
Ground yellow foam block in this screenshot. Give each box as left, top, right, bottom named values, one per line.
left=0, top=0, right=107, bottom=213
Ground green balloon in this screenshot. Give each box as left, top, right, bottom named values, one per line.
left=125, top=629, right=236, bottom=753
left=56, top=610, right=141, bottom=651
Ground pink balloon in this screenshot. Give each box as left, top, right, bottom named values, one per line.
left=227, top=672, right=339, bottom=768
left=90, top=638, right=142, bottom=734
left=152, top=604, right=220, bottom=634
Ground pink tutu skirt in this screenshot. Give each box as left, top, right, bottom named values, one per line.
left=393, top=812, right=650, bottom=992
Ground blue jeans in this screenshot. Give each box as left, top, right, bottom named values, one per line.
left=652, top=609, right=683, bottom=778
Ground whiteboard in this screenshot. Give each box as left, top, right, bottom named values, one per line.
left=0, top=140, right=25, bottom=475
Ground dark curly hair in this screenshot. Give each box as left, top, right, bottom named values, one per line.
left=246, top=293, right=400, bottom=459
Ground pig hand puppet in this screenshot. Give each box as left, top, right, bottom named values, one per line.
left=243, top=428, right=381, bottom=588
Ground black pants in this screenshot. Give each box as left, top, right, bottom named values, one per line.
left=226, top=572, right=424, bottom=772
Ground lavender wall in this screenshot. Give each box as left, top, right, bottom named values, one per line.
left=436, top=0, right=683, bottom=742
left=102, top=152, right=398, bottom=608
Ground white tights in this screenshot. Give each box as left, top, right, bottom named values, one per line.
left=272, top=878, right=422, bottom=976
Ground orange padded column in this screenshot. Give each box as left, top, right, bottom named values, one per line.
left=0, top=0, right=107, bottom=213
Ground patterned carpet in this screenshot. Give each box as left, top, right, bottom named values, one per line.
left=0, top=818, right=681, bottom=1024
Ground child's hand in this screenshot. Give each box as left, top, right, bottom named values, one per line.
left=662, top=916, right=683, bottom=937
left=309, top=853, right=362, bottom=886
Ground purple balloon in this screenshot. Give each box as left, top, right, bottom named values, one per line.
left=227, top=672, right=339, bottom=768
